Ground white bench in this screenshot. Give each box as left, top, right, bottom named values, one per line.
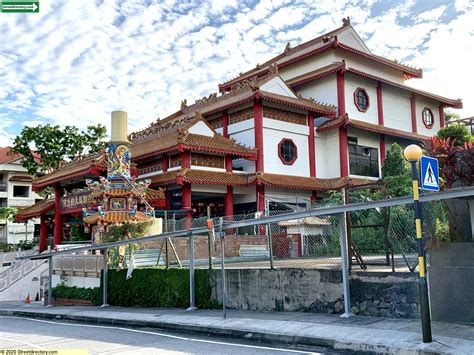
left=125, top=249, right=163, bottom=267
left=239, top=245, right=270, bottom=258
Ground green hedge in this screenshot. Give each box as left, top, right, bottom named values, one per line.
left=102, top=268, right=219, bottom=309
left=46, top=284, right=101, bottom=305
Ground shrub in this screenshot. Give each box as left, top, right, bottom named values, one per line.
left=437, top=124, right=472, bottom=146
left=46, top=284, right=101, bottom=305
left=103, top=268, right=219, bottom=309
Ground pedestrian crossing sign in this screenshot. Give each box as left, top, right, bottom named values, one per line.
left=420, top=156, right=439, bottom=191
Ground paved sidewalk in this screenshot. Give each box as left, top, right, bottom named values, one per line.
left=0, top=302, right=473, bottom=354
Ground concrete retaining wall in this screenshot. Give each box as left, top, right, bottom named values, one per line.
left=210, top=269, right=420, bottom=319
left=429, top=242, right=474, bottom=323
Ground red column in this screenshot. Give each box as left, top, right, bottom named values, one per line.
left=439, top=105, right=445, bottom=128
left=53, top=186, right=63, bottom=246
left=223, top=110, right=229, bottom=138
left=377, top=82, right=384, bottom=126
left=308, top=112, right=316, bottom=178
left=380, top=136, right=386, bottom=171
left=410, top=93, right=417, bottom=133
left=162, top=154, right=169, bottom=172
left=182, top=183, right=192, bottom=229
left=254, top=99, right=264, bottom=172
left=311, top=191, right=317, bottom=206
left=225, top=154, right=234, bottom=217
left=337, top=70, right=348, bottom=177
left=39, top=215, right=47, bottom=253
left=256, top=184, right=265, bottom=212
left=225, top=186, right=234, bottom=217
left=377, top=81, right=386, bottom=172
left=181, top=150, right=191, bottom=169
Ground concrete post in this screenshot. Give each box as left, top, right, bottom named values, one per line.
left=339, top=213, right=353, bottom=318
left=187, top=231, right=196, bottom=311
left=101, top=250, right=109, bottom=307
left=46, top=256, right=53, bottom=307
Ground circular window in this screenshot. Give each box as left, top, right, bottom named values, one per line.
left=278, top=138, right=297, bottom=165
left=354, top=88, right=369, bottom=112
left=422, top=108, right=434, bottom=128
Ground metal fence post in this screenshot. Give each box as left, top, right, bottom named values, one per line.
left=207, top=206, right=213, bottom=270
left=46, top=256, right=53, bottom=307
left=219, top=217, right=227, bottom=319
left=101, top=249, right=109, bottom=307
left=339, top=213, right=353, bottom=318
left=187, top=230, right=197, bottom=310
left=266, top=211, right=274, bottom=270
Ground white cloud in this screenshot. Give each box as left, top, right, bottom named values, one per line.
left=0, top=0, right=472, bottom=148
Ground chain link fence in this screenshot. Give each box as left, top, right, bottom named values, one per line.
left=152, top=200, right=438, bottom=273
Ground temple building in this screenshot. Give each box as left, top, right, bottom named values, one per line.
left=16, top=19, right=462, bottom=249
left=131, top=18, right=462, bottom=216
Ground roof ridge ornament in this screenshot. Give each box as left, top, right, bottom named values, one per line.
left=342, top=17, right=351, bottom=27
left=284, top=42, right=291, bottom=55
left=181, top=99, right=187, bottom=110
left=268, top=63, right=278, bottom=75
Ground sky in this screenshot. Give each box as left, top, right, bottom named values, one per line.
left=0, top=0, right=473, bottom=146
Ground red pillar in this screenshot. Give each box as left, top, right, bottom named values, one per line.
left=377, top=81, right=386, bottom=173
left=53, top=186, right=63, bottom=246
left=377, top=82, right=384, bottom=126
left=182, top=183, right=192, bottom=229
left=439, top=105, right=445, bottom=128
left=162, top=154, right=169, bottom=172
left=256, top=184, right=265, bottom=212
left=308, top=112, right=316, bottom=178
left=410, top=93, right=417, bottom=133
left=337, top=70, right=348, bottom=177
left=181, top=150, right=191, bottom=169
left=39, top=215, right=47, bottom=253
left=254, top=98, right=264, bottom=172
left=225, top=154, right=234, bottom=217
left=223, top=110, right=229, bottom=138
left=311, top=191, right=318, bottom=206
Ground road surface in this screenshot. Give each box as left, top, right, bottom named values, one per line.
left=0, top=315, right=337, bottom=354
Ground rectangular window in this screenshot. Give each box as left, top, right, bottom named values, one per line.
left=13, top=185, right=29, bottom=198
left=348, top=142, right=379, bottom=178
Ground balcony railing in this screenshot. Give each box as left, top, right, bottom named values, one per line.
left=0, top=183, right=7, bottom=192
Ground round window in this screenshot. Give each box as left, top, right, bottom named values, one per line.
left=422, top=108, right=434, bottom=128
left=278, top=139, right=297, bottom=165
left=354, top=88, right=369, bottom=112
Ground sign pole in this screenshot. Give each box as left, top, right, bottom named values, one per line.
left=410, top=160, right=432, bottom=343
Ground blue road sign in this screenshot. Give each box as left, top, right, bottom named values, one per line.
left=420, top=156, right=439, bottom=191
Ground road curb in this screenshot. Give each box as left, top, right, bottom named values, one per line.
left=0, top=309, right=444, bottom=354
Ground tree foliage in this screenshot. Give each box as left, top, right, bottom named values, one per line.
left=11, top=124, right=107, bottom=176
left=0, top=207, right=17, bottom=222
left=382, top=143, right=412, bottom=197
left=437, top=124, right=472, bottom=146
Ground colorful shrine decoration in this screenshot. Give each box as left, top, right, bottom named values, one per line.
left=82, top=111, right=164, bottom=241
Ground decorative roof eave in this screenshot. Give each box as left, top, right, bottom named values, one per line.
left=258, top=91, right=337, bottom=117
left=316, top=115, right=428, bottom=142
left=133, top=142, right=257, bottom=163
left=151, top=169, right=251, bottom=187
left=286, top=62, right=345, bottom=88
left=16, top=199, right=55, bottom=221
left=219, top=37, right=421, bottom=92
left=336, top=43, right=422, bottom=79
left=346, top=67, right=462, bottom=108
left=254, top=173, right=375, bottom=191
left=32, top=164, right=106, bottom=191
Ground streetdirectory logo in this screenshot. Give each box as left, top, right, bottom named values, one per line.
left=0, top=1, right=39, bottom=13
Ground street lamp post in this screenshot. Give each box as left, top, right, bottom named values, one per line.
left=403, top=144, right=432, bottom=343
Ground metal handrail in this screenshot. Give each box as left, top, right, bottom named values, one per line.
left=17, top=186, right=474, bottom=261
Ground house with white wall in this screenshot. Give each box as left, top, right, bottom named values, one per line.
left=0, top=147, right=41, bottom=244
left=130, top=18, right=461, bottom=217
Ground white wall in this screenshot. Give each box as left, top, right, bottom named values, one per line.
left=334, top=49, right=405, bottom=84
left=260, top=77, right=296, bottom=97
left=415, top=96, right=440, bottom=136
left=345, top=74, right=378, bottom=125
left=265, top=188, right=312, bottom=208
left=188, top=120, right=213, bottom=136
left=296, top=75, right=338, bottom=107
left=228, top=119, right=255, bottom=173
left=315, top=130, right=340, bottom=178
left=338, top=28, right=371, bottom=53
left=279, top=51, right=336, bottom=81
left=262, top=118, right=309, bottom=177
left=383, top=86, right=412, bottom=132
left=234, top=186, right=256, bottom=204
